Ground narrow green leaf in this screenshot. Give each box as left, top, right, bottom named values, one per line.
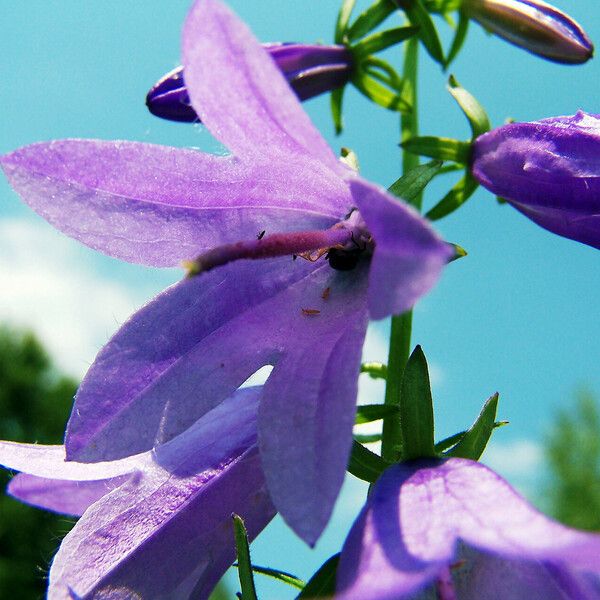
left=387, top=159, right=443, bottom=202
left=335, top=0, right=357, bottom=43
left=354, top=432, right=383, bottom=444
left=296, top=554, right=340, bottom=599
left=400, top=345, right=435, bottom=460
left=424, top=0, right=462, bottom=13
left=435, top=430, right=466, bottom=453
left=444, top=10, right=469, bottom=68
left=426, top=172, right=478, bottom=221
left=352, top=70, right=411, bottom=112
left=356, top=403, right=397, bottom=424
left=232, top=514, right=257, bottom=600
left=360, top=361, right=388, bottom=380
left=330, top=87, right=345, bottom=135
left=402, top=136, right=470, bottom=163
left=364, top=56, right=405, bottom=91
left=235, top=564, right=304, bottom=590
left=447, top=393, right=500, bottom=460
left=348, top=440, right=388, bottom=483
left=347, top=0, right=396, bottom=42
left=396, top=0, right=445, bottom=64
left=352, top=26, right=419, bottom=59
left=448, top=75, right=490, bottom=138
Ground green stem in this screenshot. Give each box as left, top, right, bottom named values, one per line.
left=381, top=36, right=420, bottom=463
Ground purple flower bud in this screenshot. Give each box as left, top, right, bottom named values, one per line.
left=146, top=43, right=353, bottom=123
left=471, top=111, right=600, bottom=249
left=463, top=0, right=594, bottom=64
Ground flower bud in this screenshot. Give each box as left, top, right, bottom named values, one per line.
left=462, top=0, right=593, bottom=64
left=471, top=111, right=600, bottom=249
left=146, top=43, right=353, bottom=123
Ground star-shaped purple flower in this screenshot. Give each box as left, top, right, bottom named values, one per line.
left=0, top=388, right=275, bottom=599
left=336, top=458, right=600, bottom=599
left=1, top=0, right=451, bottom=544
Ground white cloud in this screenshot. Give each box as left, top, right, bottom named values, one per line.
left=0, top=219, right=151, bottom=377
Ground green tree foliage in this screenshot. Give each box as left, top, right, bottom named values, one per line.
left=0, top=326, right=77, bottom=599
left=545, top=390, right=600, bottom=531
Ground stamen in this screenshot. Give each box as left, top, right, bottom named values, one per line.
left=184, top=226, right=354, bottom=276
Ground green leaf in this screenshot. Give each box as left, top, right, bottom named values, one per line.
left=296, top=554, right=340, bottom=599
left=444, top=10, right=469, bottom=68
left=354, top=432, right=383, bottom=444
left=352, top=26, right=419, bottom=59
left=360, top=361, right=388, bottom=380
left=400, top=345, right=436, bottom=460
left=448, top=75, right=490, bottom=138
left=347, top=0, right=396, bottom=42
left=356, top=403, right=397, bottom=424
left=447, top=393, right=500, bottom=460
left=424, top=0, right=462, bottom=13
left=232, top=514, right=258, bottom=600
left=335, top=0, right=357, bottom=44
left=402, top=136, right=470, bottom=163
left=396, top=0, right=445, bottom=65
left=435, top=430, right=466, bottom=453
left=425, top=172, right=478, bottom=221
left=236, top=564, right=304, bottom=590
left=348, top=440, right=389, bottom=483
left=352, top=69, right=411, bottom=112
left=387, top=160, right=443, bottom=203
left=330, top=87, right=345, bottom=135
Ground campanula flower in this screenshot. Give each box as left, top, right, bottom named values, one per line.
left=336, top=458, right=600, bottom=599
left=462, top=0, right=593, bottom=64
left=0, top=388, right=275, bottom=599
left=1, top=0, right=451, bottom=544
left=472, top=111, right=600, bottom=250
left=147, top=43, right=353, bottom=122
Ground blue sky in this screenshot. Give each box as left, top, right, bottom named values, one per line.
left=1, top=1, right=599, bottom=597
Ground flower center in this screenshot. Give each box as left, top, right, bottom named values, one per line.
left=184, top=209, right=373, bottom=276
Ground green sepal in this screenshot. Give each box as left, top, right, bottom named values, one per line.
left=400, top=345, right=436, bottom=460
left=352, top=26, right=419, bottom=59
left=360, top=361, right=388, bottom=380
left=496, top=196, right=508, bottom=204
left=396, top=0, right=445, bottom=65
left=448, top=243, right=468, bottom=261
left=356, top=403, right=398, bottom=424
left=436, top=419, right=508, bottom=454
left=232, top=514, right=258, bottom=600
left=424, top=0, right=462, bottom=13
left=388, top=159, right=443, bottom=202
left=331, top=87, right=345, bottom=135
left=348, top=440, right=389, bottom=483
left=425, top=172, right=478, bottom=221
left=235, top=564, right=304, bottom=590
left=446, top=393, right=500, bottom=460
left=335, top=0, right=357, bottom=44
left=402, top=136, right=470, bottom=163
left=296, top=554, right=340, bottom=599
left=448, top=75, right=490, bottom=138
left=352, top=67, right=411, bottom=113
left=347, top=0, right=396, bottom=42
left=444, top=10, right=469, bottom=68
left=354, top=432, right=383, bottom=444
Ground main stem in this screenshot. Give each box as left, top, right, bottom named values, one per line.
left=381, top=36, right=421, bottom=462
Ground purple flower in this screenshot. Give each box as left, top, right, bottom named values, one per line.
left=0, top=0, right=451, bottom=544
left=147, top=43, right=353, bottom=122
left=472, top=111, right=600, bottom=250
left=463, top=0, right=593, bottom=64
left=0, top=388, right=275, bottom=599
left=336, top=458, right=600, bottom=599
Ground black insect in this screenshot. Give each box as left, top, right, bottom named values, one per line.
left=257, top=230, right=266, bottom=240
left=327, top=247, right=363, bottom=271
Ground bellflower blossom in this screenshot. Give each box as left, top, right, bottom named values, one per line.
left=462, top=0, right=593, bottom=64
left=146, top=43, right=353, bottom=122
left=472, top=111, right=600, bottom=250
left=0, top=388, right=275, bottom=600
left=336, top=458, right=600, bottom=600
left=0, top=0, right=451, bottom=544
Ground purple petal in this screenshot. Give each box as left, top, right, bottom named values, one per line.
left=1, top=140, right=348, bottom=266
left=8, top=473, right=128, bottom=517
left=259, top=262, right=369, bottom=544
left=351, top=178, right=452, bottom=320
left=182, top=0, right=341, bottom=172
left=49, top=389, right=276, bottom=600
